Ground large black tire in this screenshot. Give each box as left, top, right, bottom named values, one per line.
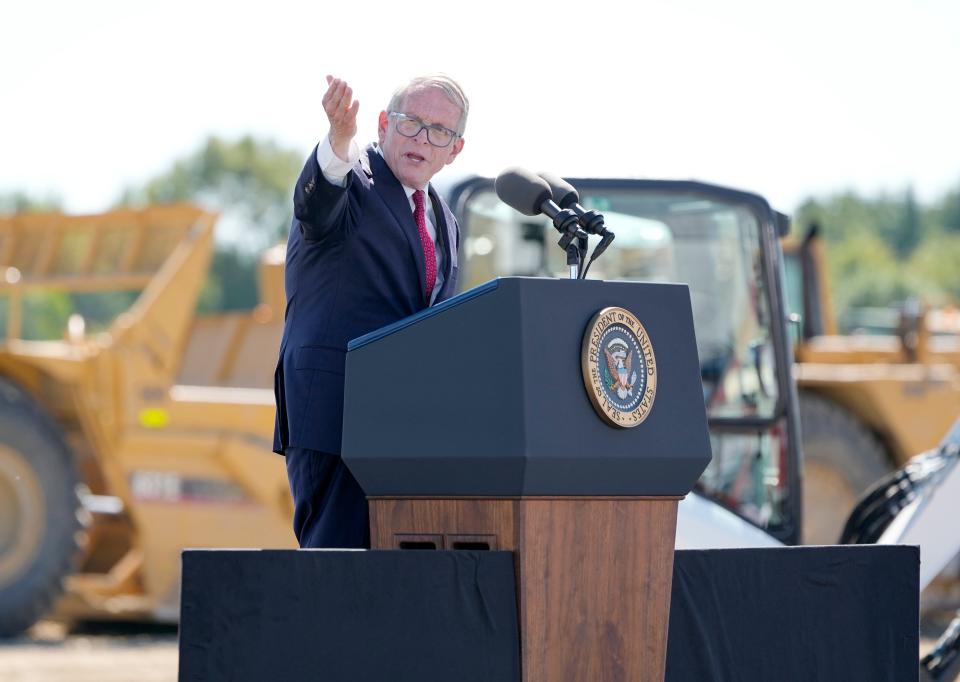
left=799, top=391, right=893, bottom=545
left=0, top=377, right=85, bottom=637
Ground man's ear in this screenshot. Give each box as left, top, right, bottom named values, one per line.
left=377, top=111, right=389, bottom=145
left=445, top=137, right=465, bottom=165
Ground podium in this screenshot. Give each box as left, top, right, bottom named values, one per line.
left=342, top=277, right=711, bottom=681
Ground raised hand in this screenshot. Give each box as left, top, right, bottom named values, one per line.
left=323, top=75, right=360, bottom=162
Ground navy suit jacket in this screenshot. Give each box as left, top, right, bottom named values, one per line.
left=273, top=144, right=460, bottom=455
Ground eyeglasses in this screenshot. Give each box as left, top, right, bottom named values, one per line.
left=388, top=112, right=459, bottom=148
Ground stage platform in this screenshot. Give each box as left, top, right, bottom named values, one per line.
left=179, top=545, right=918, bottom=681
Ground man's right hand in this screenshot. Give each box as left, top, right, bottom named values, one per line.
left=323, top=75, right=360, bottom=163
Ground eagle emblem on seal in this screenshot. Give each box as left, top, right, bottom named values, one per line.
left=603, top=341, right=638, bottom=400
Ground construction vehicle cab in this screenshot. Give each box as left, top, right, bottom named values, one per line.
left=447, top=177, right=804, bottom=546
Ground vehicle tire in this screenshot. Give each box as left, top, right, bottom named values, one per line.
left=798, top=390, right=892, bottom=545
left=0, top=377, right=85, bottom=637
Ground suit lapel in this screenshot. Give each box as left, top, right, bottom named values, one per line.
left=366, top=146, right=427, bottom=302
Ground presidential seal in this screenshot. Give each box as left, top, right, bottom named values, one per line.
left=581, top=307, right=657, bottom=428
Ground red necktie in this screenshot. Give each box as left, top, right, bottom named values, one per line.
left=413, top=190, right=436, bottom=303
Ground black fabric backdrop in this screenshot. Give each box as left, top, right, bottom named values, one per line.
left=179, top=546, right=918, bottom=682
left=179, top=550, right=521, bottom=681
left=665, top=545, right=919, bottom=682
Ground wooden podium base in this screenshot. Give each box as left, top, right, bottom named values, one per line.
left=370, top=497, right=679, bottom=682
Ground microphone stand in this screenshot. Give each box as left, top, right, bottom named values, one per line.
left=575, top=232, right=589, bottom=279
left=566, top=241, right=580, bottom=279
left=544, top=207, right=580, bottom=279
left=565, top=230, right=588, bottom=279
left=564, top=231, right=590, bottom=279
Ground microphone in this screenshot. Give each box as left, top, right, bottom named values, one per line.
left=495, top=167, right=581, bottom=248
left=538, top=172, right=608, bottom=237
left=538, top=173, right=615, bottom=261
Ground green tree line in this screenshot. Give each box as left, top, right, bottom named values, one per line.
left=794, top=185, right=960, bottom=324
left=2, top=134, right=959, bottom=340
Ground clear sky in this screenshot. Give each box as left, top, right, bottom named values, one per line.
left=2, top=0, right=958, bottom=215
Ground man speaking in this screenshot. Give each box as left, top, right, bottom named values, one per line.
left=272, top=75, right=468, bottom=548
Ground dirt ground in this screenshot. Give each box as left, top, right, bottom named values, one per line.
left=0, top=622, right=178, bottom=682
left=0, top=618, right=953, bottom=682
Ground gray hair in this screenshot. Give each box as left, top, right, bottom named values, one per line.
left=387, top=75, right=469, bottom=136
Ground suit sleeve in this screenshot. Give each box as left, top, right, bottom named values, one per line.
left=292, top=145, right=363, bottom=243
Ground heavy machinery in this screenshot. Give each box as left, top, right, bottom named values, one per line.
left=0, top=184, right=806, bottom=634
left=1, top=177, right=957, bottom=653
left=783, top=226, right=960, bottom=542
left=0, top=205, right=293, bottom=636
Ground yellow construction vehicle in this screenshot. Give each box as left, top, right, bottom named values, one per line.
left=3, top=180, right=956, bottom=636
left=0, top=205, right=292, bottom=635
left=782, top=225, right=960, bottom=542
left=1, top=187, right=805, bottom=634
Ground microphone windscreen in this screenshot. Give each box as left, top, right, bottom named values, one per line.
left=539, top=172, right=579, bottom=209
left=495, top=167, right=552, bottom=216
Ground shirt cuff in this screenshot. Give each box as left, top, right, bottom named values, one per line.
left=316, top=135, right=360, bottom=187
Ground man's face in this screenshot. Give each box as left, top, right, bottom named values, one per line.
left=378, top=87, right=465, bottom=190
